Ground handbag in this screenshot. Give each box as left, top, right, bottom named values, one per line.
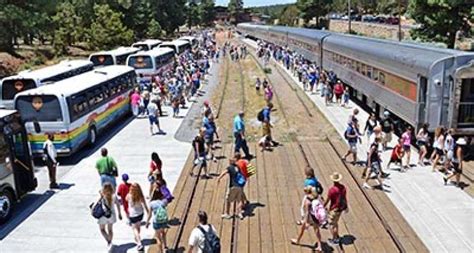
left=247, top=164, right=256, bottom=177
left=91, top=197, right=112, bottom=219
left=107, top=157, right=118, bottom=177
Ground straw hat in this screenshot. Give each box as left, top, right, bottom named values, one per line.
left=330, top=172, right=342, bottom=182
left=456, top=138, right=467, bottom=146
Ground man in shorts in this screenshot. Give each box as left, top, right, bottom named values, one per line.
left=147, top=99, right=163, bottom=135
left=381, top=111, right=394, bottom=150
left=191, top=128, right=209, bottom=178
left=261, top=103, right=279, bottom=147
left=217, top=158, right=246, bottom=220
left=342, top=121, right=358, bottom=164
left=324, top=172, right=348, bottom=245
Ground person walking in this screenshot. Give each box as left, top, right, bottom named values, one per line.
left=117, top=173, right=131, bottom=218
left=386, top=138, right=404, bottom=171
left=96, top=148, right=118, bottom=189
left=443, top=128, right=455, bottom=172
left=217, top=158, right=246, bottom=220
left=324, top=172, right=348, bottom=245
left=401, top=126, right=413, bottom=171
left=147, top=99, right=163, bottom=135
left=191, top=128, right=209, bottom=178
left=430, top=127, right=445, bottom=172
left=381, top=111, right=394, bottom=150
left=416, top=123, right=429, bottom=166
left=255, top=77, right=261, bottom=94
left=264, top=83, right=273, bottom=103
left=342, top=121, right=359, bottom=165
left=233, top=111, right=251, bottom=159
left=146, top=189, right=169, bottom=253
left=188, top=211, right=219, bottom=253
left=444, top=138, right=466, bottom=188
left=127, top=183, right=150, bottom=252
left=43, top=133, right=59, bottom=189
left=342, top=87, right=350, bottom=107
left=333, top=81, right=344, bottom=105
left=131, top=89, right=141, bottom=117
left=148, top=152, right=163, bottom=197
left=363, top=137, right=385, bottom=189
left=261, top=103, right=279, bottom=147
left=97, top=183, right=122, bottom=251
left=203, top=113, right=217, bottom=163
left=363, top=113, right=378, bottom=142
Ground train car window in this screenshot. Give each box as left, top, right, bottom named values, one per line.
left=351, top=60, right=356, bottom=70
left=356, top=62, right=361, bottom=73
left=367, top=66, right=373, bottom=79
left=373, top=69, right=379, bottom=81
left=379, top=72, right=386, bottom=85
left=361, top=64, right=367, bottom=76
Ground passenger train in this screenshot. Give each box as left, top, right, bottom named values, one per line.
left=237, top=23, right=474, bottom=136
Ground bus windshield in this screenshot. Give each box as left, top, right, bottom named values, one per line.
left=90, top=55, right=114, bottom=66
left=2, top=79, right=36, bottom=100
left=16, top=95, right=63, bottom=122
left=128, top=56, right=153, bottom=69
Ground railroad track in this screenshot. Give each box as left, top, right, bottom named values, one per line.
left=249, top=47, right=407, bottom=253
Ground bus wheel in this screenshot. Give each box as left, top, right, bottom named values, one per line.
left=88, top=127, right=97, bottom=146
left=0, top=189, right=14, bottom=224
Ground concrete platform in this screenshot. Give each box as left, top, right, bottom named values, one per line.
left=0, top=63, right=221, bottom=253
left=247, top=37, right=474, bottom=253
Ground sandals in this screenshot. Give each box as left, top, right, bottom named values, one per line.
left=290, top=239, right=299, bottom=245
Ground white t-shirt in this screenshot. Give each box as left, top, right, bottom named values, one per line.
left=188, top=224, right=217, bottom=253
left=147, top=102, right=158, bottom=116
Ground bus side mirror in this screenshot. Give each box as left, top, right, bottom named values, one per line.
left=33, top=120, right=41, bottom=133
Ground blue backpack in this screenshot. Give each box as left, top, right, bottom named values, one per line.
left=198, top=225, right=221, bottom=253
left=233, top=166, right=246, bottom=187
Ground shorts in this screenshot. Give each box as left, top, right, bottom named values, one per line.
left=148, top=115, right=158, bottom=125
left=328, top=210, right=342, bottom=226
left=100, top=174, right=116, bottom=188
left=204, top=135, right=214, bottom=145
left=383, top=132, right=392, bottom=144
left=452, top=162, right=462, bottom=174
left=370, top=161, right=381, bottom=175
left=129, top=214, right=144, bottom=224
left=153, top=222, right=169, bottom=230
left=416, top=140, right=427, bottom=147
left=335, top=94, right=342, bottom=100
left=389, top=157, right=401, bottom=164
left=227, top=187, right=245, bottom=202
left=435, top=148, right=444, bottom=156
left=348, top=142, right=357, bottom=153
left=403, top=145, right=411, bottom=152
left=262, top=123, right=271, bottom=137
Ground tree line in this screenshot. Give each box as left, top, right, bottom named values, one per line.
left=275, top=0, right=472, bottom=49
left=0, top=0, right=217, bottom=55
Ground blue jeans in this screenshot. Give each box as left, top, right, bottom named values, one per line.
left=100, top=174, right=116, bottom=188
left=234, top=133, right=250, bottom=157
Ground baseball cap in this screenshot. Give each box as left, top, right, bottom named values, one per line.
left=122, top=173, right=129, bottom=181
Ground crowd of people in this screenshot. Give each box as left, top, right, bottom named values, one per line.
left=256, top=39, right=469, bottom=190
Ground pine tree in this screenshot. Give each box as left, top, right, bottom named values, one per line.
left=52, top=1, right=83, bottom=55
left=297, top=0, right=333, bottom=27
left=200, top=0, right=216, bottom=27
left=88, top=4, right=134, bottom=50
left=228, top=0, right=244, bottom=23
left=147, top=19, right=162, bottom=38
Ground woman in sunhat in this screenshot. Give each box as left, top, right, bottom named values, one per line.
left=324, top=172, right=348, bottom=245
left=444, top=138, right=467, bottom=188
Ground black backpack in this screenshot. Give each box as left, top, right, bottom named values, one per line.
left=257, top=109, right=264, bottom=122
left=198, top=225, right=221, bottom=253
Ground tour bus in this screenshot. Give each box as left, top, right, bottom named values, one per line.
left=14, top=66, right=136, bottom=156
left=126, top=47, right=175, bottom=80
left=89, top=47, right=140, bottom=67
left=131, top=39, right=162, bottom=51
left=178, top=36, right=198, bottom=48
left=0, top=60, right=94, bottom=109
left=0, top=109, right=37, bottom=224
left=158, top=40, right=191, bottom=55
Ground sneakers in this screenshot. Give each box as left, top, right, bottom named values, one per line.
left=381, top=172, right=390, bottom=178
left=328, top=237, right=341, bottom=245
left=221, top=214, right=232, bottom=219
left=137, top=245, right=144, bottom=252
left=443, top=177, right=448, bottom=185
left=362, top=183, right=372, bottom=189
left=237, top=213, right=244, bottom=220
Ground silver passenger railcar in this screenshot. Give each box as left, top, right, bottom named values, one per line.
left=237, top=23, right=474, bottom=136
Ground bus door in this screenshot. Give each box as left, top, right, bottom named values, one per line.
left=4, top=120, right=36, bottom=197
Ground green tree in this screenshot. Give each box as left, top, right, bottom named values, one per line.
left=126, top=0, right=153, bottom=39
left=152, top=0, right=187, bottom=35
left=228, top=0, right=243, bottom=23
left=297, top=0, right=333, bottom=27
left=87, top=4, right=134, bottom=50
left=199, top=0, right=216, bottom=27
left=52, top=1, right=83, bottom=55
left=279, top=5, right=299, bottom=26
left=409, top=0, right=473, bottom=48
left=187, top=1, right=201, bottom=29
left=146, top=19, right=162, bottom=38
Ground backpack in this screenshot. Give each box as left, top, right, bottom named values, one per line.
left=337, top=187, right=348, bottom=211
left=311, top=198, right=327, bottom=225
left=344, top=129, right=350, bottom=140
left=154, top=204, right=168, bottom=224
left=197, top=225, right=221, bottom=253
left=315, top=181, right=324, bottom=195
left=91, top=197, right=111, bottom=219
left=233, top=166, right=247, bottom=187
left=257, top=109, right=264, bottom=122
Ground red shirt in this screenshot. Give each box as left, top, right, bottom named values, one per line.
left=150, top=160, right=162, bottom=174
left=236, top=159, right=249, bottom=178
left=391, top=144, right=403, bottom=160
left=327, top=183, right=347, bottom=211
left=117, top=182, right=131, bottom=215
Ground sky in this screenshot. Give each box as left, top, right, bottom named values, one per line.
left=215, top=0, right=296, bottom=7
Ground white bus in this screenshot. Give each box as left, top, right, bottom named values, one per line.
left=89, top=47, right=140, bottom=67
left=0, top=60, right=94, bottom=109
left=178, top=36, right=198, bottom=48
left=158, top=40, right=191, bottom=55
left=132, top=39, right=162, bottom=51
left=126, top=47, right=175, bottom=80
left=14, top=66, right=136, bottom=156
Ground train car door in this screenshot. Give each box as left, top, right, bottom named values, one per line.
left=416, top=76, right=428, bottom=129
left=453, top=61, right=474, bottom=133
left=5, top=119, right=36, bottom=197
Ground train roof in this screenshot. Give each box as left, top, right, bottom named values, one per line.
left=128, top=47, right=175, bottom=58
left=14, top=65, right=134, bottom=98
left=89, top=47, right=140, bottom=57
left=270, top=25, right=332, bottom=41
left=2, top=60, right=93, bottom=82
